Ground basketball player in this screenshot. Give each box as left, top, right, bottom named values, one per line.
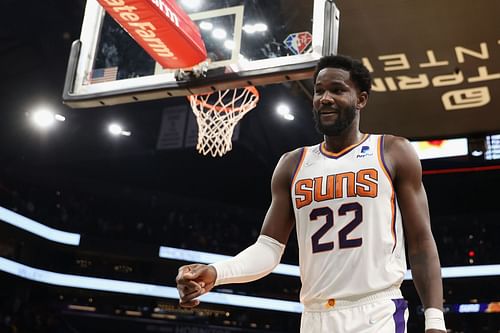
left=176, top=55, right=446, bottom=332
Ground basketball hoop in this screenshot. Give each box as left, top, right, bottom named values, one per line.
left=188, top=86, right=259, bottom=157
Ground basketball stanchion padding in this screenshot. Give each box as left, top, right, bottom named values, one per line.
left=188, top=87, right=260, bottom=157
left=95, top=0, right=207, bottom=68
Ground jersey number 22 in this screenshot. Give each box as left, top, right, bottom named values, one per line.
left=310, top=203, right=362, bottom=253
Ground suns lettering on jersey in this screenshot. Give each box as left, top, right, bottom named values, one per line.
left=294, top=168, right=378, bottom=209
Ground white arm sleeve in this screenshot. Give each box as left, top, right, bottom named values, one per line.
left=210, top=235, right=285, bottom=286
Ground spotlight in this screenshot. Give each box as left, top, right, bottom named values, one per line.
left=224, top=40, right=235, bottom=50
left=242, top=25, right=256, bottom=34
left=54, top=114, right=66, bottom=122
left=108, top=123, right=123, bottom=136
left=212, top=28, right=227, bottom=39
left=30, top=105, right=65, bottom=130
left=108, top=123, right=131, bottom=137
left=243, top=23, right=268, bottom=34
left=199, top=21, right=213, bottom=31
left=254, top=23, right=268, bottom=32
left=276, top=104, right=294, bottom=121
left=276, top=104, right=290, bottom=116
left=32, top=109, right=55, bottom=128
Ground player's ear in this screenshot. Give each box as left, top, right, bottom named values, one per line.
left=356, top=91, right=368, bottom=110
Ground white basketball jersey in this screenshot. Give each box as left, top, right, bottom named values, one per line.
left=291, top=134, right=407, bottom=305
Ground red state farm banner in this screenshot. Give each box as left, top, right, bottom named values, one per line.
left=96, top=0, right=207, bottom=69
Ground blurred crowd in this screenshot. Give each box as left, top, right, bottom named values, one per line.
left=0, top=175, right=499, bottom=267
left=0, top=173, right=499, bottom=333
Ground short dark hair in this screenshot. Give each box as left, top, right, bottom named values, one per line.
left=313, top=55, right=372, bottom=95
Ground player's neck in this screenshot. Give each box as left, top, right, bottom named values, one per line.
left=323, top=128, right=365, bottom=154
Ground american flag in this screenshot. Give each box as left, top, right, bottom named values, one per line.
left=89, top=67, right=118, bottom=84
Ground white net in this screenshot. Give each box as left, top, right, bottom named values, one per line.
left=188, top=86, right=259, bottom=157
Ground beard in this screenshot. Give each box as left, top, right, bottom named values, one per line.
left=313, top=105, right=357, bottom=136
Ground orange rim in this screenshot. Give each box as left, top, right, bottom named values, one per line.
left=188, top=86, right=259, bottom=113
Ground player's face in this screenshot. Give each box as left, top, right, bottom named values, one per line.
left=312, top=68, right=360, bottom=136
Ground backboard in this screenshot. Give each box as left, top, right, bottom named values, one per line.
left=63, top=0, right=339, bottom=108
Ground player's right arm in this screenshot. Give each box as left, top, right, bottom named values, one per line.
left=259, top=148, right=300, bottom=243
left=176, top=149, right=301, bottom=308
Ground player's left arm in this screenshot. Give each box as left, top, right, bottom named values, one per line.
left=384, top=135, right=445, bottom=333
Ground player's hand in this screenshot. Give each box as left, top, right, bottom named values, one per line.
left=176, top=264, right=217, bottom=308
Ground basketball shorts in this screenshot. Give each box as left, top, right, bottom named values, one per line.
left=300, top=289, right=408, bottom=333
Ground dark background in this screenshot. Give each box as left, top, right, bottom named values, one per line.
left=0, top=0, right=499, bottom=332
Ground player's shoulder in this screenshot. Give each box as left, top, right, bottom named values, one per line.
left=282, top=146, right=305, bottom=161
left=381, top=134, right=410, bottom=149
left=272, top=148, right=303, bottom=189
left=381, top=134, right=421, bottom=180
left=281, top=146, right=307, bottom=167
left=275, top=147, right=307, bottom=178
left=381, top=134, right=415, bottom=157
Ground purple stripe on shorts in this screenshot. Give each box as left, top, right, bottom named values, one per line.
left=392, top=299, right=407, bottom=333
